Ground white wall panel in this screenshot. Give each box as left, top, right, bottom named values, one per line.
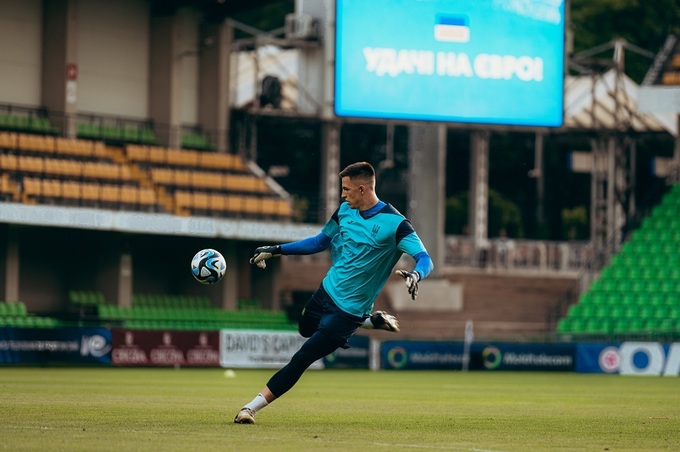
left=0, top=0, right=42, bottom=106
left=77, top=0, right=149, bottom=117
left=178, top=7, right=200, bottom=125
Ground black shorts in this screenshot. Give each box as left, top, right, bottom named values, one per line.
left=298, top=284, right=366, bottom=348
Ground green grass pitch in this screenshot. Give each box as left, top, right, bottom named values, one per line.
left=1, top=368, right=678, bottom=451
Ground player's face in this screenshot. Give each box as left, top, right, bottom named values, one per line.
left=341, top=176, right=364, bottom=209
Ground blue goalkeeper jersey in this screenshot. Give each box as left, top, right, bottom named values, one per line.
left=320, top=201, right=430, bottom=317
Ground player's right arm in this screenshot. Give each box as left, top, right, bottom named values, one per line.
left=250, top=209, right=339, bottom=268
left=250, top=232, right=332, bottom=268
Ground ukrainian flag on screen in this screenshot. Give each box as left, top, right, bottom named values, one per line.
left=434, top=15, right=469, bottom=43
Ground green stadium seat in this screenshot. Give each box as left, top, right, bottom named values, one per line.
left=6, top=302, right=26, bottom=316
left=630, top=280, right=646, bottom=293
left=627, top=318, right=646, bottom=333
left=613, top=319, right=631, bottom=334
left=601, top=280, right=618, bottom=293
left=619, top=293, right=638, bottom=306
left=140, top=128, right=157, bottom=144
left=568, top=318, right=586, bottom=333
left=616, top=280, right=632, bottom=292
left=13, top=317, right=30, bottom=327
left=101, top=126, right=121, bottom=140
left=621, top=306, right=639, bottom=319
left=638, top=306, right=655, bottom=319
left=591, top=292, right=610, bottom=305
left=77, top=123, right=99, bottom=138
left=582, top=318, right=607, bottom=334
left=609, top=305, right=625, bottom=318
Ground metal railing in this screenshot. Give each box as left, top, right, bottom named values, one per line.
left=444, top=235, right=591, bottom=274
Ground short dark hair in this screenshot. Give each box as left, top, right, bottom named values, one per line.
left=339, top=162, right=375, bottom=181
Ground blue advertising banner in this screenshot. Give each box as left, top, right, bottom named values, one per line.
left=0, top=327, right=111, bottom=364
left=382, top=341, right=464, bottom=370
left=324, top=334, right=370, bottom=369
left=471, top=342, right=575, bottom=371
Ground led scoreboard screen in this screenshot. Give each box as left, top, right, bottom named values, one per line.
left=334, top=0, right=565, bottom=127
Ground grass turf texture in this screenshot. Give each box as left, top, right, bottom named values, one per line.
left=0, top=368, right=678, bottom=451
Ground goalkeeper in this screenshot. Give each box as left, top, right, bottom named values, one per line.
left=234, top=161, right=433, bottom=424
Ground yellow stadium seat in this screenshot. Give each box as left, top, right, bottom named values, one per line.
left=92, top=142, right=108, bottom=159
left=18, top=156, right=44, bottom=174
left=100, top=184, right=121, bottom=204
left=174, top=170, right=191, bottom=186
left=0, top=153, right=18, bottom=172
left=45, top=159, right=82, bottom=177
left=241, top=196, right=261, bottom=214
left=192, top=171, right=222, bottom=190
left=0, top=174, right=17, bottom=198
left=42, top=179, right=62, bottom=198
left=150, top=168, right=174, bottom=185
left=58, top=159, right=83, bottom=178
left=120, top=186, right=139, bottom=205
left=210, top=193, right=227, bottom=211
left=260, top=198, right=277, bottom=216
left=277, top=199, right=293, bottom=217
left=662, top=71, right=680, bottom=85
left=81, top=183, right=100, bottom=202
left=174, top=191, right=192, bottom=209
left=0, top=132, right=17, bottom=149
left=22, top=178, right=42, bottom=197
left=138, top=188, right=157, bottom=206
left=192, top=192, right=210, bottom=210
left=56, top=137, right=93, bottom=158
left=147, top=147, right=167, bottom=164
left=225, top=195, right=244, bottom=213
left=126, top=145, right=148, bottom=163
left=62, top=181, right=81, bottom=200
left=168, top=150, right=198, bottom=167
left=672, top=53, right=680, bottom=68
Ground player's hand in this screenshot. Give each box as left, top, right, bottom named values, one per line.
left=249, top=245, right=282, bottom=269
left=395, top=270, right=420, bottom=300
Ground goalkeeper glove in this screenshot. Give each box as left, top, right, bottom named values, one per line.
left=395, top=270, right=420, bottom=300
left=250, top=245, right=282, bottom=269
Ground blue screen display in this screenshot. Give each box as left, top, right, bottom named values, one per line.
left=335, top=0, right=565, bottom=127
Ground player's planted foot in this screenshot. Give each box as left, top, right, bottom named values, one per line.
left=370, top=311, right=400, bottom=332
left=234, top=408, right=255, bottom=424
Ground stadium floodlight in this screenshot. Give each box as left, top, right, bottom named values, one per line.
left=334, top=0, right=566, bottom=127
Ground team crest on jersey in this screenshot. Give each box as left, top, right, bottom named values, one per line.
left=372, top=225, right=381, bottom=236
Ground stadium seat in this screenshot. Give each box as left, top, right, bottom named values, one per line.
left=557, top=184, right=680, bottom=339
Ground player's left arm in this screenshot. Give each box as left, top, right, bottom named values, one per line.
left=394, top=220, right=434, bottom=299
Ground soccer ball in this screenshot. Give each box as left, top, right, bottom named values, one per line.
left=191, top=248, right=227, bottom=284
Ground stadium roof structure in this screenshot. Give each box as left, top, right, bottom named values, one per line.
left=231, top=45, right=677, bottom=137
left=231, top=46, right=300, bottom=111
left=564, top=69, right=678, bottom=136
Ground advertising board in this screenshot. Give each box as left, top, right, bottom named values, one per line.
left=111, top=329, right=220, bottom=367
left=335, top=0, right=565, bottom=127
left=0, top=327, right=111, bottom=364
left=471, top=342, right=574, bottom=371
left=382, top=341, right=465, bottom=370
left=219, top=330, right=324, bottom=369
left=576, top=342, right=680, bottom=376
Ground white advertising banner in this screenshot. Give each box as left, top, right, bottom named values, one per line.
left=219, top=330, right=324, bottom=369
